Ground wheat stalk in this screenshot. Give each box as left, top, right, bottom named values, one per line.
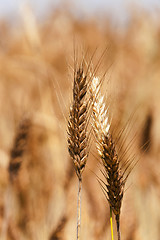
left=90, top=77, right=131, bottom=240
left=67, top=65, right=90, bottom=240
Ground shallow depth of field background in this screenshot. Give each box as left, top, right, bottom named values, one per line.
left=0, top=1, right=160, bottom=240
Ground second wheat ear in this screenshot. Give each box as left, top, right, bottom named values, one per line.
left=68, top=66, right=90, bottom=240
left=9, top=118, right=31, bottom=182
left=90, top=77, right=133, bottom=240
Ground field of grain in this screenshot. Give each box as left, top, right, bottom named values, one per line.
left=0, top=8, right=160, bottom=240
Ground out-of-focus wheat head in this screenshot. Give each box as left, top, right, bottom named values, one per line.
left=8, top=117, right=31, bottom=182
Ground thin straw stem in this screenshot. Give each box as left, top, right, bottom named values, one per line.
left=110, top=207, right=114, bottom=240
left=116, top=215, right=121, bottom=240
left=77, top=179, right=82, bottom=240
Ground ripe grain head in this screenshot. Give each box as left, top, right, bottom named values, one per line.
left=90, top=76, right=134, bottom=240
left=67, top=64, right=90, bottom=181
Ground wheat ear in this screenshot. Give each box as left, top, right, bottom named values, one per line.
left=8, top=118, right=31, bottom=182
left=68, top=66, right=89, bottom=240
left=90, top=77, right=130, bottom=240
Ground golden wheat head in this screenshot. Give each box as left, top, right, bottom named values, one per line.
left=67, top=66, right=89, bottom=181
left=90, top=76, right=132, bottom=240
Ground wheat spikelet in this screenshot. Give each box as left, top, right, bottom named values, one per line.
left=8, top=118, right=31, bottom=182
left=90, top=77, right=130, bottom=240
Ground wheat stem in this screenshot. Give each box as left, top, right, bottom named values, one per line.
left=77, top=179, right=82, bottom=240
left=116, top=215, right=121, bottom=240
left=110, top=207, right=114, bottom=240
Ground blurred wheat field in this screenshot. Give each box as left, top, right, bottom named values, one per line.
left=0, top=8, right=160, bottom=240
